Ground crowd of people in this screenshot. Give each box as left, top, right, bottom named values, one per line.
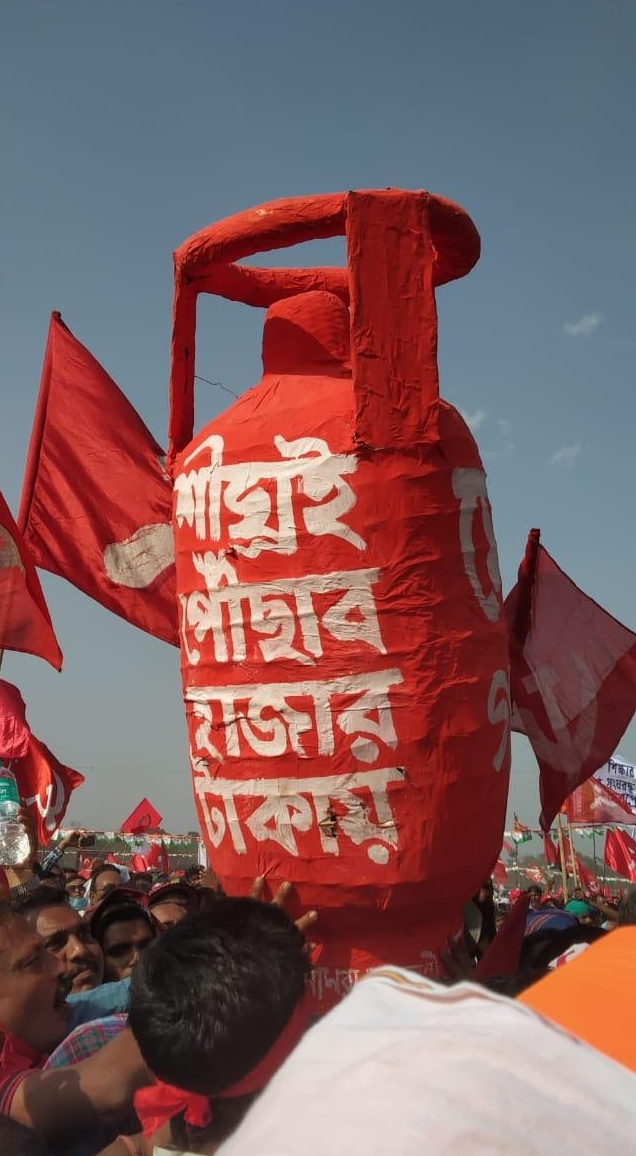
left=0, top=819, right=634, bottom=1155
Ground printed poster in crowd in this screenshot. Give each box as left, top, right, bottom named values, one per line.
left=595, top=755, right=636, bottom=816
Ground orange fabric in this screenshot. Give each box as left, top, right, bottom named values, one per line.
left=519, top=928, right=636, bottom=1071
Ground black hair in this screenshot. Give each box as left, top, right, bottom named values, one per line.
left=128, top=897, right=309, bottom=1097
left=11, top=886, right=71, bottom=917
left=148, top=882, right=195, bottom=909
left=91, top=900, right=154, bottom=946
left=184, top=865, right=202, bottom=883
left=129, top=871, right=154, bottom=887
left=471, top=886, right=497, bottom=950
left=0, top=1116, right=51, bottom=1155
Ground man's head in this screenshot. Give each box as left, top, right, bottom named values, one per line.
left=128, top=897, right=309, bottom=1096
left=129, top=871, right=154, bottom=893
left=527, top=886, right=542, bottom=909
left=0, top=903, right=69, bottom=1054
left=65, top=875, right=86, bottom=899
left=148, top=882, right=197, bottom=930
left=572, top=887, right=585, bottom=902
left=91, top=901, right=156, bottom=981
left=149, top=899, right=188, bottom=930
left=65, top=875, right=88, bottom=912
left=89, top=865, right=123, bottom=904
left=17, top=889, right=104, bottom=992
left=617, top=887, right=636, bottom=926
left=40, top=865, right=66, bottom=891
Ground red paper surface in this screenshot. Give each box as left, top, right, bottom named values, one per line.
left=170, top=189, right=510, bottom=1008
left=0, top=489, right=61, bottom=669
left=19, top=313, right=177, bottom=646
left=507, top=531, right=636, bottom=830
left=12, top=734, right=84, bottom=845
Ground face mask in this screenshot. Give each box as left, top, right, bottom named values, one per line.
left=68, top=896, right=88, bottom=912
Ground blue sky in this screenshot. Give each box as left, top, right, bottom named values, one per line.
left=1, top=0, right=634, bottom=831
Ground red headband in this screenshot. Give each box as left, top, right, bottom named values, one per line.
left=134, top=993, right=310, bottom=1138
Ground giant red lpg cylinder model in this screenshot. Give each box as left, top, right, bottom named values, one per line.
left=168, top=190, right=511, bottom=1010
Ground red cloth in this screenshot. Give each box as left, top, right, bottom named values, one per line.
left=604, top=828, right=636, bottom=883
left=0, top=680, right=31, bottom=760
left=134, top=1082, right=211, bottom=1140
left=0, top=1033, right=46, bottom=1115
left=150, top=841, right=170, bottom=873
left=121, top=798, right=162, bottom=835
left=576, top=857, right=600, bottom=895
left=12, top=734, right=84, bottom=845
left=134, top=994, right=310, bottom=1138
left=492, top=859, right=507, bottom=886
left=129, top=843, right=169, bottom=873
left=564, top=775, right=634, bottom=825
left=475, top=892, right=531, bottom=981
left=18, top=312, right=177, bottom=646
left=0, top=488, right=61, bottom=669
left=506, top=530, right=636, bottom=830
left=0, top=1033, right=45, bottom=1073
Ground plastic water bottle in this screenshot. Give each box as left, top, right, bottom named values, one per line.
left=0, top=768, right=31, bottom=866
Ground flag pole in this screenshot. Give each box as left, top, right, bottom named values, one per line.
left=567, top=820, right=580, bottom=888
left=556, top=813, right=569, bottom=902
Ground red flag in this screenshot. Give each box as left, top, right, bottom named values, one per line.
left=12, top=734, right=84, bottom=845
left=19, top=313, right=177, bottom=646
left=523, top=866, right=545, bottom=885
left=147, top=840, right=170, bottom=874
left=576, top=857, right=600, bottom=895
left=501, top=839, right=513, bottom=855
left=129, top=841, right=169, bottom=874
left=506, top=530, right=636, bottom=830
left=121, top=798, right=162, bottom=835
left=542, top=832, right=560, bottom=867
left=0, top=680, right=31, bottom=760
left=0, top=488, right=62, bottom=669
left=493, top=858, right=507, bottom=886
left=604, top=828, right=636, bottom=883
left=475, top=892, right=531, bottom=982
left=564, top=775, right=635, bottom=826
